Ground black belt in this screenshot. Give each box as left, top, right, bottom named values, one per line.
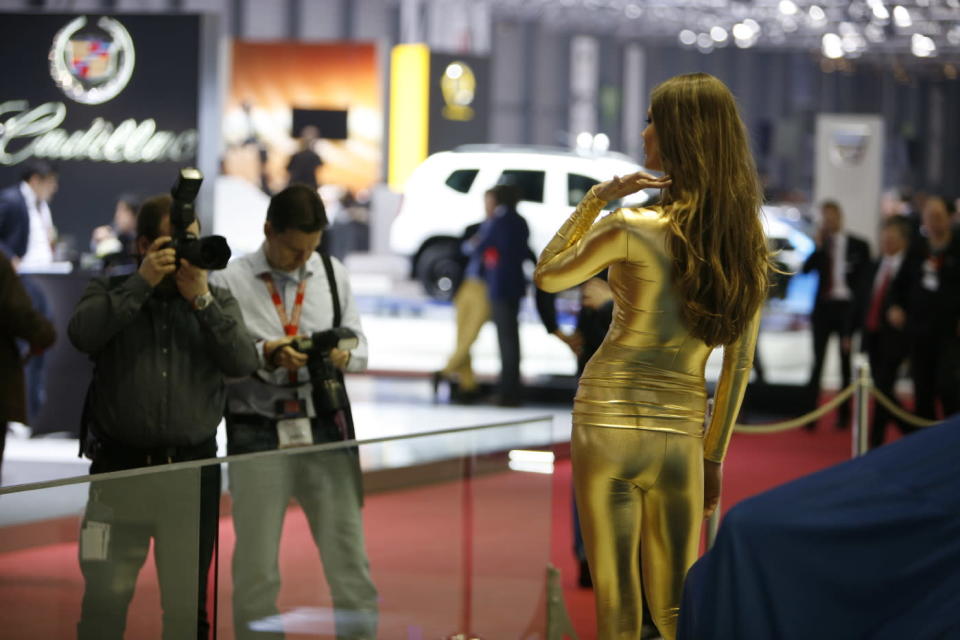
left=226, top=413, right=277, bottom=427
left=94, top=437, right=217, bottom=468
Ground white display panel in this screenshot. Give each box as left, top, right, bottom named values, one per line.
left=814, top=114, right=884, bottom=249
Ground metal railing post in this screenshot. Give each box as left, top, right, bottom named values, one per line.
left=852, top=356, right=872, bottom=458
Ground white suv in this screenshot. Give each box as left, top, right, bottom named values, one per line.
left=390, top=145, right=656, bottom=299
left=390, top=144, right=809, bottom=300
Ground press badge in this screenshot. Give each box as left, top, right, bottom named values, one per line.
left=80, top=521, right=111, bottom=561
left=275, top=397, right=313, bottom=448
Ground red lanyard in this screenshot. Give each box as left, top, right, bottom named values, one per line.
left=261, top=274, right=307, bottom=336
left=262, top=274, right=307, bottom=384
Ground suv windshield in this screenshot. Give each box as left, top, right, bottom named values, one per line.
left=498, top=169, right=545, bottom=203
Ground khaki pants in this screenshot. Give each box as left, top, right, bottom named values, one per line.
left=442, top=278, right=491, bottom=392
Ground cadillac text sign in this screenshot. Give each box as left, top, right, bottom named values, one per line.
left=0, top=100, right=197, bottom=165
left=0, top=14, right=202, bottom=241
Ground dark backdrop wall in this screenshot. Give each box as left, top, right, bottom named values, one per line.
left=637, top=45, right=960, bottom=198
left=0, top=13, right=202, bottom=251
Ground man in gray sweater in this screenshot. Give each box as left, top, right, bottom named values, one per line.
left=69, top=194, right=258, bottom=640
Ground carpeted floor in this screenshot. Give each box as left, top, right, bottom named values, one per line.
left=0, top=403, right=896, bottom=639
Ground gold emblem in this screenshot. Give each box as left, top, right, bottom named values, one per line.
left=440, top=61, right=476, bottom=122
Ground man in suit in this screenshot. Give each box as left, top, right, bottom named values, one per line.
left=0, top=160, right=59, bottom=268
left=0, top=252, right=55, bottom=482
left=803, top=200, right=871, bottom=429
left=0, top=160, right=59, bottom=424
left=860, top=216, right=913, bottom=448
left=887, top=195, right=960, bottom=421
left=464, top=184, right=530, bottom=406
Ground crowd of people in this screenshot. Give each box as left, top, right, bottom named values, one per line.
left=803, top=195, right=960, bottom=445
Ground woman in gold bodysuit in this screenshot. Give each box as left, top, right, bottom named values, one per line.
left=534, top=73, right=770, bottom=640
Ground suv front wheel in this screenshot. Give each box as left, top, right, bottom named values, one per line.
left=415, top=240, right=464, bottom=301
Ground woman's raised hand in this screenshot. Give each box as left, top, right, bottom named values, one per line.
left=595, top=171, right=671, bottom=202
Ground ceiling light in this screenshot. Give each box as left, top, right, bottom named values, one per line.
left=809, top=5, right=827, bottom=26
left=711, top=26, right=729, bottom=43
left=697, top=32, right=714, bottom=51
left=625, top=3, right=642, bottom=19
left=893, top=6, right=912, bottom=28
left=822, top=33, right=844, bottom=58
left=911, top=33, right=936, bottom=57
left=781, top=17, right=799, bottom=33
left=743, top=19, right=761, bottom=35
left=732, top=22, right=753, bottom=40
left=779, top=0, right=798, bottom=16
left=868, top=0, right=890, bottom=21
left=679, top=29, right=697, bottom=46
left=842, top=33, right=866, bottom=54
left=948, top=26, right=960, bottom=46
left=865, top=23, right=886, bottom=42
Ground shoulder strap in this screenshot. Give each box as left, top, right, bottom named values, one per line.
left=320, top=252, right=341, bottom=328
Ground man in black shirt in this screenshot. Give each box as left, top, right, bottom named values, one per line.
left=287, top=125, right=324, bottom=191
left=69, top=194, right=258, bottom=640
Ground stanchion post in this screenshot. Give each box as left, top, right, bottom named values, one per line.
left=852, top=356, right=872, bottom=458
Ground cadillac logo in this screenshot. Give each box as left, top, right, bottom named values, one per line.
left=49, top=16, right=135, bottom=105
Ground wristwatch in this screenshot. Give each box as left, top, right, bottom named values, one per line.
left=192, top=291, right=214, bottom=311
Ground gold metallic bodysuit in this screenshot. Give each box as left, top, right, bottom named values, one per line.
left=534, top=188, right=759, bottom=640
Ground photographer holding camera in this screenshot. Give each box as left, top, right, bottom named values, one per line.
left=68, top=181, right=259, bottom=639
left=210, top=184, right=377, bottom=640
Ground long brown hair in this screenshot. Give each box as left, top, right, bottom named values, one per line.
left=650, top=72, right=770, bottom=347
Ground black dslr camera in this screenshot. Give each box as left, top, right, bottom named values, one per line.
left=291, top=328, right=359, bottom=414
left=167, top=168, right=231, bottom=270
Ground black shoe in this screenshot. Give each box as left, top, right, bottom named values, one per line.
left=452, top=388, right=481, bottom=404
left=431, top=371, right=444, bottom=398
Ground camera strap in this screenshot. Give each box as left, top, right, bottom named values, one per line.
left=320, top=252, right=341, bottom=328
left=320, top=252, right=357, bottom=445
left=261, top=274, right=308, bottom=383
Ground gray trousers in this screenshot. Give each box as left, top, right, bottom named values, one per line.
left=228, top=420, right=378, bottom=640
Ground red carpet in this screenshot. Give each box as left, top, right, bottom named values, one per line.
left=0, top=410, right=872, bottom=639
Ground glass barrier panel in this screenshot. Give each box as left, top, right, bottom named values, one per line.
left=0, top=464, right=204, bottom=640
left=216, top=418, right=555, bottom=639
left=1, top=417, right=557, bottom=640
